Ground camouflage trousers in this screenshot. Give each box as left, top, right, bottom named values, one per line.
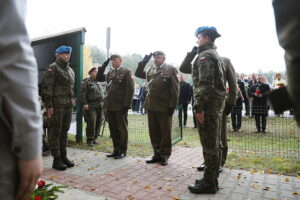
left=83, top=106, right=102, bottom=143
left=198, top=113, right=222, bottom=181
left=48, top=107, right=72, bottom=157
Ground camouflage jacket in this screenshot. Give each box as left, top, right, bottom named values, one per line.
left=221, top=57, right=237, bottom=105
left=135, top=63, right=179, bottom=112
left=193, top=43, right=226, bottom=114
left=79, top=77, right=104, bottom=108
left=103, top=66, right=134, bottom=111
left=42, top=58, right=75, bottom=108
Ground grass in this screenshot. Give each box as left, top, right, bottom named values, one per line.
left=67, top=113, right=300, bottom=176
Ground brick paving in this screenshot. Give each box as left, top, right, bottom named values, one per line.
left=42, top=147, right=300, bottom=200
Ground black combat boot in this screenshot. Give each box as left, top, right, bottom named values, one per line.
left=61, top=156, right=75, bottom=168
left=52, top=156, right=67, bottom=171
left=188, top=179, right=217, bottom=194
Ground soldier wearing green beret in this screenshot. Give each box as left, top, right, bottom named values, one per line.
left=42, top=45, right=75, bottom=171
left=80, top=67, right=104, bottom=146
left=135, top=51, right=179, bottom=166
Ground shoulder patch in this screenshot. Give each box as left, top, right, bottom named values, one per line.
left=47, top=69, right=53, bottom=72
left=199, top=57, right=206, bottom=61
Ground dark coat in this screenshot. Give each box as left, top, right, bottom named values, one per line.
left=178, top=81, right=192, bottom=105
left=250, top=82, right=271, bottom=115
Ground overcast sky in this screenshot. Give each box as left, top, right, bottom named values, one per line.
left=26, top=0, right=285, bottom=75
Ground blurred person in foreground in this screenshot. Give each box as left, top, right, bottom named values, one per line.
left=0, top=0, right=43, bottom=199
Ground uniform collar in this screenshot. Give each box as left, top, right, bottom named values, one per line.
left=56, top=58, right=68, bottom=68
left=198, top=43, right=215, bottom=53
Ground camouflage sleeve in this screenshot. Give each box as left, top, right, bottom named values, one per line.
left=124, top=69, right=135, bottom=107
left=169, top=67, right=180, bottom=108
left=42, top=65, right=56, bottom=108
left=79, top=79, right=88, bottom=105
left=194, top=55, right=216, bottom=112
left=225, top=58, right=237, bottom=105
left=179, top=52, right=195, bottom=74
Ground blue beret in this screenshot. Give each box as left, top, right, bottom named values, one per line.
left=195, top=26, right=221, bottom=38
left=55, top=46, right=72, bottom=54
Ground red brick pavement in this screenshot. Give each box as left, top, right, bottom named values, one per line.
left=42, top=147, right=204, bottom=200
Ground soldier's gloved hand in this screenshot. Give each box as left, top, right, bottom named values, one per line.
left=191, top=46, right=198, bottom=56
left=122, top=106, right=130, bottom=114
left=224, top=103, right=234, bottom=115
left=168, top=107, right=175, bottom=116
left=138, top=53, right=153, bottom=67
left=102, top=58, right=110, bottom=68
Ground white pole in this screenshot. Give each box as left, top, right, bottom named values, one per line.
left=106, top=27, right=111, bottom=58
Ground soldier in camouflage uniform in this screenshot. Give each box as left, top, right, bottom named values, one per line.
left=42, top=46, right=75, bottom=171
left=135, top=51, right=179, bottom=166
left=183, top=26, right=226, bottom=194
left=97, top=54, right=134, bottom=159
left=80, top=67, right=104, bottom=146
left=196, top=57, right=236, bottom=172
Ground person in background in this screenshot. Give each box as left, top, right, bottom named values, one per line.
left=231, top=86, right=244, bottom=132
left=250, top=75, right=271, bottom=133
left=132, top=84, right=140, bottom=112
left=138, top=83, right=148, bottom=115
left=237, top=73, right=250, bottom=117
left=0, top=0, right=43, bottom=199
left=80, top=67, right=104, bottom=146
left=178, top=74, right=192, bottom=128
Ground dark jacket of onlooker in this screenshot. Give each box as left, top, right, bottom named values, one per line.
left=178, top=81, right=192, bottom=106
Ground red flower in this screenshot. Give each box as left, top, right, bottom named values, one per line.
left=37, top=180, right=46, bottom=188
left=35, top=196, right=41, bottom=200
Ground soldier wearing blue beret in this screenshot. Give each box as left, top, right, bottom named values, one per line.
left=180, top=26, right=225, bottom=194
left=55, top=45, right=72, bottom=54
left=42, top=45, right=75, bottom=170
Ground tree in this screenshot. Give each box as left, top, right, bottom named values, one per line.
left=89, top=45, right=107, bottom=66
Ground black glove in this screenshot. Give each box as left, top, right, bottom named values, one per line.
left=191, top=46, right=198, bottom=55
left=122, top=106, right=130, bottom=115
left=101, top=58, right=110, bottom=68
left=138, top=53, right=153, bottom=67
left=224, top=103, right=234, bottom=115
left=168, top=107, right=175, bottom=116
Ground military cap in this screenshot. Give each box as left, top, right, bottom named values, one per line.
left=55, top=46, right=72, bottom=54
left=88, top=67, right=97, bottom=74
left=152, top=51, right=165, bottom=57
left=110, top=54, right=122, bottom=60
left=195, top=26, right=221, bottom=39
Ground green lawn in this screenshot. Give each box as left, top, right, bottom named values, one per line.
left=68, top=113, right=300, bottom=176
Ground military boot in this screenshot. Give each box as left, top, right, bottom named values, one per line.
left=61, top=156, right=75, bottom=168
left=61, top=151, right=75, bottom=167
left=188, top=179, right=217, bottom=194
left=52, top=157, right=67, bottom=171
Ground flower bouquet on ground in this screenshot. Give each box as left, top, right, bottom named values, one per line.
left=27, top=180, right=68, bottom=200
